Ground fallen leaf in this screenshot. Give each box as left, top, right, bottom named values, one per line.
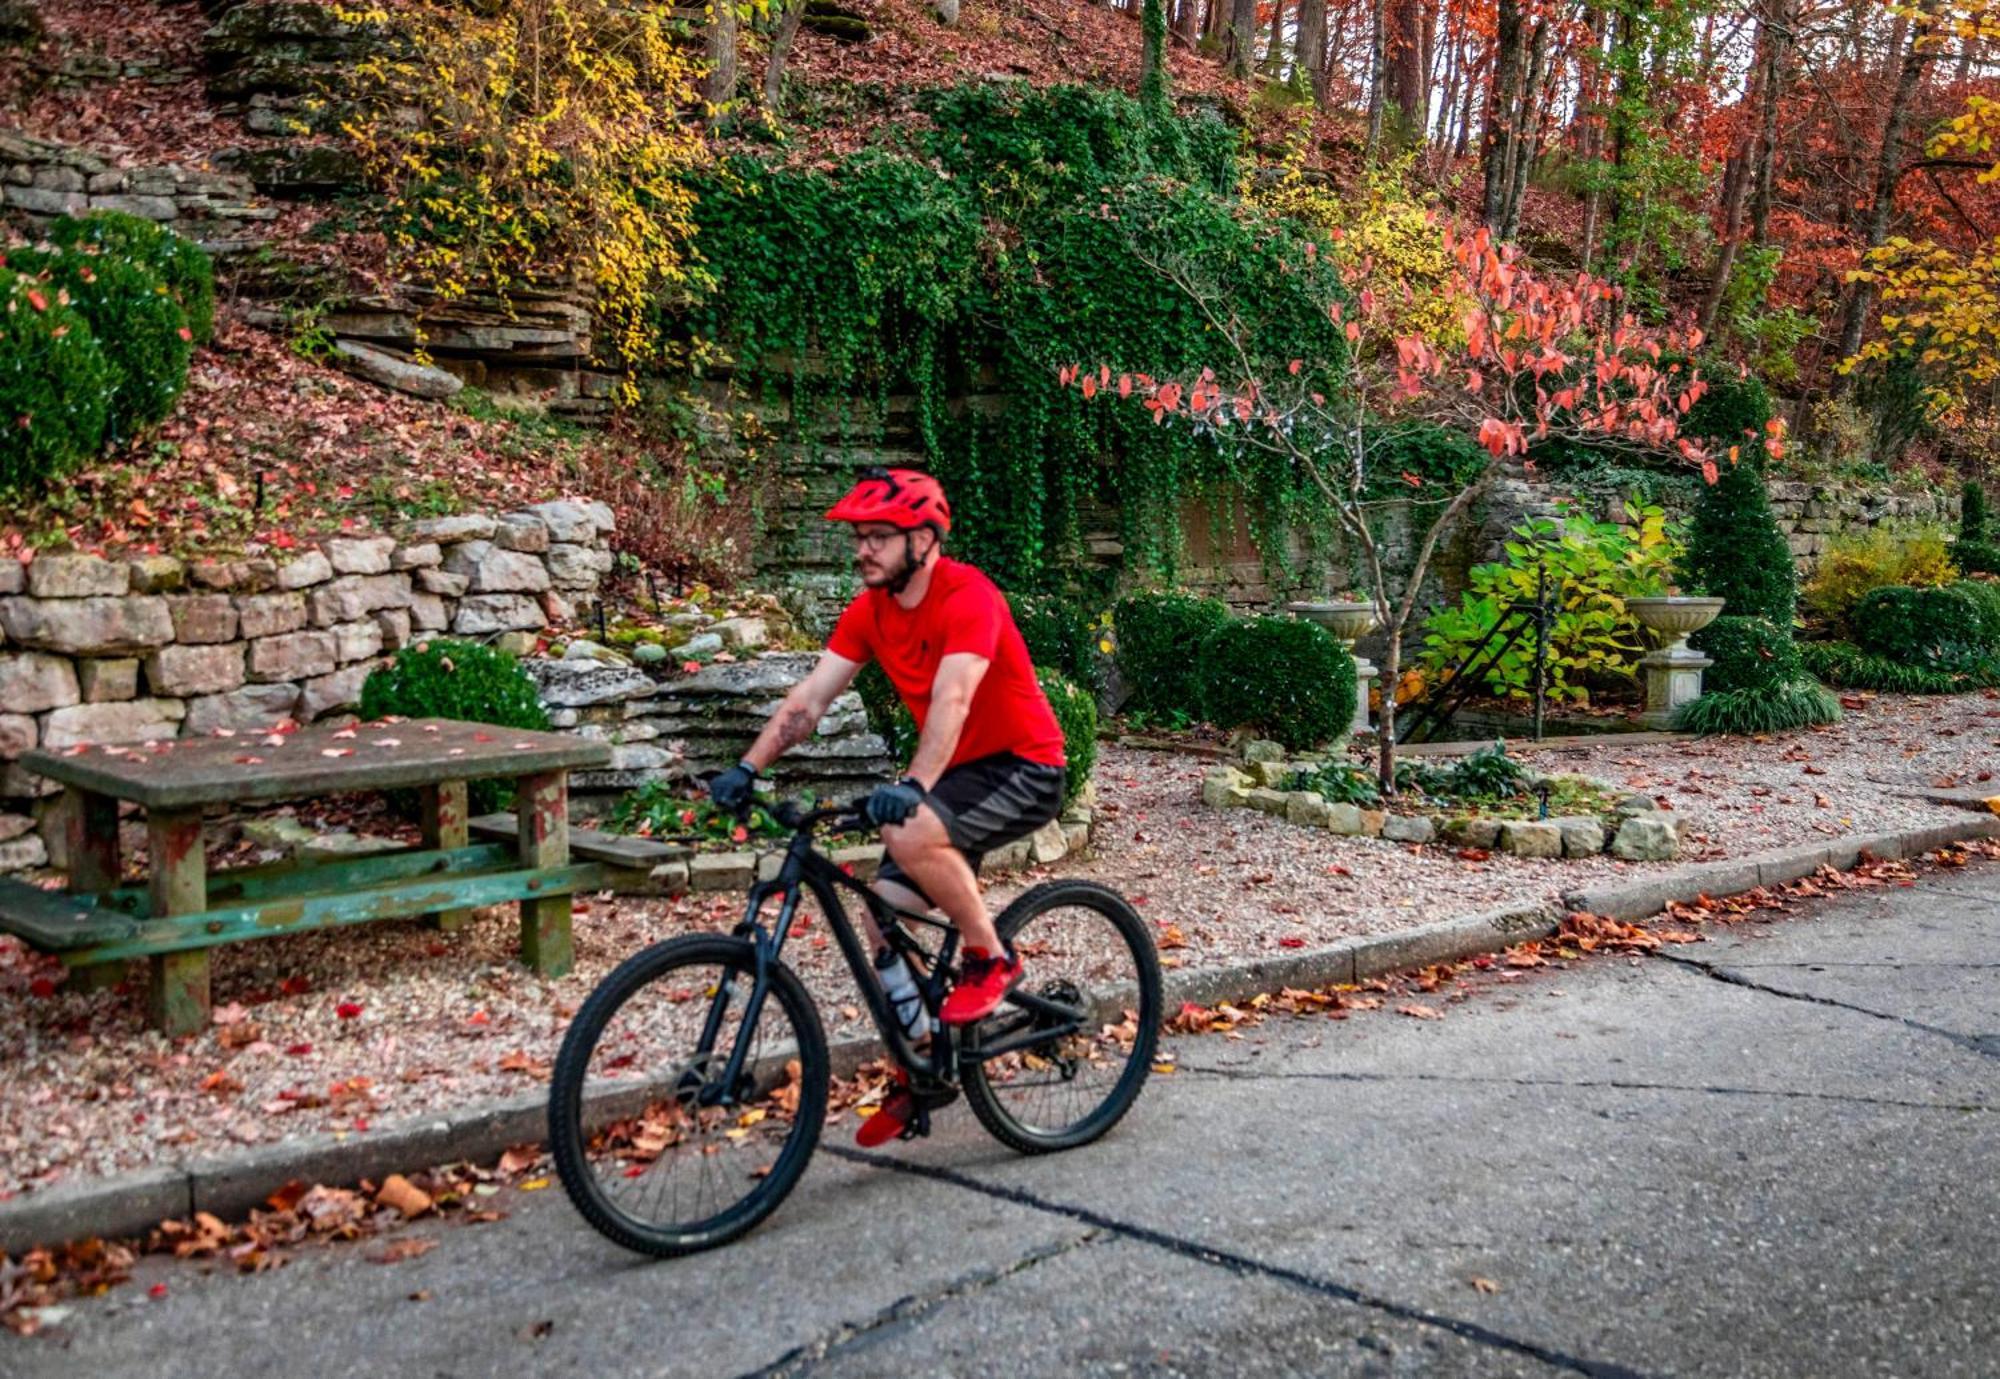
left=369, top=1238, right=438, bottom=1264
left=1470, top=1276, right=1501, bottom=1294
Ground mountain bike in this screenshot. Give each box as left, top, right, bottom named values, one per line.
left=547, top=795, right=1162, bottom=1257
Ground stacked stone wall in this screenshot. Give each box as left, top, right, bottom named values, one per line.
left=0, top=501, right=616, bottom=870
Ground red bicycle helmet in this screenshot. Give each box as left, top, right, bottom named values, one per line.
left=824, top=467, right=952, bottom=537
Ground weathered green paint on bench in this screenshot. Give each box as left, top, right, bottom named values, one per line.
left=469, top=813, right=693, bottom=869
left=18, top=718, right=611, bottom=811
left=96, top=843, right=519, bottom=918
left=63, top=862, right=609, bottom=965
left=0, top=877, right=138, bottom=950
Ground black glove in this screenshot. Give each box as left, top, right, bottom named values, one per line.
left=709, top=760, right=759, bottom=813
left=863, top=777, right=927, bottom=828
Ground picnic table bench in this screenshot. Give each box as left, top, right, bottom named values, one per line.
left=0, top=718, right=611, bottom=1036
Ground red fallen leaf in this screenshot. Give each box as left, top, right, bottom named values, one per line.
left=1396, top=1003, right=1443, bottom=1019
left=1324, top=864, right=1352, bottom=876
left=279, top=975, right=311, bottom=996
left=1457, top=847, right=1491, bottom=862
left=150, top=1283, right=168, bottom=1299
left=26, top=288, right=47, bottom=312
left=285, top=1042, right=314, bottom=1056
left=178, top=326, right=193, bottom=342
left=336, top=1001, right=363, bottom=1020
left=472, top=731, right=495, bottom=743
left=681, top=660, right=702, bottom=674
left=28, top=976, right=56, bottom=998
left=1278, top=936, right=1306, bottom=949
left=234, top=755, right=265, bottom=765
left=731, top=825, right=749, bottom=843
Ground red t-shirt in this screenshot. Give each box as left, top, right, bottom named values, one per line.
left=828, top=558, right=1067, bottom=771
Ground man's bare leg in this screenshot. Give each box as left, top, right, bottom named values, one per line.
left=880, top=805, right=1002, bottom=954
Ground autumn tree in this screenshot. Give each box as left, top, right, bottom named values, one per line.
left=1067, top=226, right=1721, bottom=787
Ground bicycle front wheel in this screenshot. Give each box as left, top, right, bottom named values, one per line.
left=961, top=879, right=1162, bottom=1154
left=548, top=935, right=829, bottom=1257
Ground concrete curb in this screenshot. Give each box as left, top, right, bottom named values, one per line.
left=6, top=812, right=1995, bottom=1253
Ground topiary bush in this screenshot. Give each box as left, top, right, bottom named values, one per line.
left=1963, top=480, right=1990, bottom=544
left=359, top=639, right=552, bottom=812
left=1676, top=452, right=1796, bottom=624
left=1114, top=591, right=1231, bottom=716
left=1691, top=615, right=1804, bottom=694
left=1011, top=591, right=1101, bottom=692
left=0, top=267, right=114, bottom=491
left=42, top=210, right=216, bottom=345
left=1850, top=584, right=1987, bottom=668
left=1674, top=680, right=1842, bottom=735
left=1036, top=667, right=1097, bottom=806
left=3, top=244, right=192, bottom=439
left=1195, top=616, right=1355, bottom=751
left=1680, top=365, right=1774, bottom=448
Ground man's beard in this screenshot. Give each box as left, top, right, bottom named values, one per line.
left=857, top=534, right=921, bottom=594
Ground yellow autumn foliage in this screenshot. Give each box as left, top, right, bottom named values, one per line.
left=336, top=0, right=708, bottom=402
left=1254, top=153, right=1465, bottom=346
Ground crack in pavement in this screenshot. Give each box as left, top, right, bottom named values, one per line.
left=1713, top=960, right=2000, bottom=970
left=1655, top=953, right=2000, bottom=1061
left=822, top=1145, right=1654, bottom=1379
left=1907, top=882, right=2000, bottom=910
left=735, top=1229, right=1105, bottom=1378
left=1160, top=1062, right=1993, bottom=1114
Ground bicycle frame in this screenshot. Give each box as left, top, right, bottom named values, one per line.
left=699, top=810, right=1091, bottom=1109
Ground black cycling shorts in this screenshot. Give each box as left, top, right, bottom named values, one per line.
left=874, top=751, right=1066, bottom=906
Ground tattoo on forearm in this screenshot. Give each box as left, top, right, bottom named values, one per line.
left=774, top=706, right=817, bottom=750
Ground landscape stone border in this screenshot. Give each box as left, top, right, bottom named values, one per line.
left=1204, top=751, right=1683, bottom=862
left=5, top=811, right=1993, bottom=1252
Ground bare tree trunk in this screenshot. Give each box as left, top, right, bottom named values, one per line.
left=1365, top=0, right=1386, bottom=155
left=1224, top=0, right=1256, bottom=77
left=1267, top=0, right=1286, bottom=75
left=1747, top=0, right=1790, bottom=247
left=1383, top=0, right=1425, bottom=136
left=1832, top=1, right=1934, bottom=388
left=1453, top=39, right=1482, bottom=159
left=1500, top=17, right=1551, bottom=241
left=1481, top=0, right=1527, bottom=226
left=762, top=0, right=805, bottom=112
left=705, top=0, right=738, bottom=125
left=1174, top=0, right=1202, bottom=48
left=1296, top=0, right=1328, bottom=101
left=1433, top=13, right=1460, bottom=147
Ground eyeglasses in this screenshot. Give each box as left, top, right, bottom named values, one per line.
left=851, top=529, right=906, bottom=552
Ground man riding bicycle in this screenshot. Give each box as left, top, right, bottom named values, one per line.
left=707, top=467, right=1068, bottom=1144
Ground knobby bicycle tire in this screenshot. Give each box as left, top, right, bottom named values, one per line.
left=548, top=934, right=830, bottom=1256
left=961, top=879, right=1162, bottom=1154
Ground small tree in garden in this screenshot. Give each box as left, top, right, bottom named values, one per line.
left=1064, top=225, right=1738, bottom=791
left=1677, top=447, right=1797, bottom=625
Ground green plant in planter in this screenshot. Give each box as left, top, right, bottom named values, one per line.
left=358, top=639, right=551, bottom=812
left=0, top=267, right=114, bottom=491
left=1114, top=591, right=1231, bottom=716
left=1196, top=616, right=1355, bottom=751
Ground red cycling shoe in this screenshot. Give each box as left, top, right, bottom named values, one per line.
left=856, top=1070, right=914, bottom=1148
left=939, top=947, right=1022, bottom=1026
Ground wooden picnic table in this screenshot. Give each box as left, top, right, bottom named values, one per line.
left=4, top=718, right=611, bottom=1036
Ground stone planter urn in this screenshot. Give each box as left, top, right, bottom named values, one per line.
left=1628, top=596, right=1725, bottom=729
left=1288, top=600, right=1379, bottom=734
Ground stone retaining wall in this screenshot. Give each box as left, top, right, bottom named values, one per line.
left=0, top=501, right=616, bottom=870
left=0, top=130, right=272, bottom=255
left=525, top=652, right=897, bottom=808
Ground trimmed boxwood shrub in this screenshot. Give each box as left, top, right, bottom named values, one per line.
left=1691, top=615, right=1804, bottom=694
left=1114, top=591, right=1230, bottom=715
left=42, top=210, right=216, bottom=345
left=1196, top=616, right=1355, bottom=750
left=1957, top=539, right=2000, bottom=576
left=1963, top=480, right=1990, bottom=543
left=1037, top=667, right=1097, bottom=806
left=1011, top=591, right=1100, bottom=692
left=4, top=244, right=192, bottom=439
left=1850, top=584, right=1986, bottom=667
left=0, top=267, right=114, bottom=491
left=359, top=639, right=551, bottom=812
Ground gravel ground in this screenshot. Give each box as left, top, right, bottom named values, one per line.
left=2, top=690, right=1990, bottom=1200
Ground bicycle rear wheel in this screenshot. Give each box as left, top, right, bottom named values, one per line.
left=548, top=935, right=829, bottom=1256
left=961, top=879, right=1161, bottom=1154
